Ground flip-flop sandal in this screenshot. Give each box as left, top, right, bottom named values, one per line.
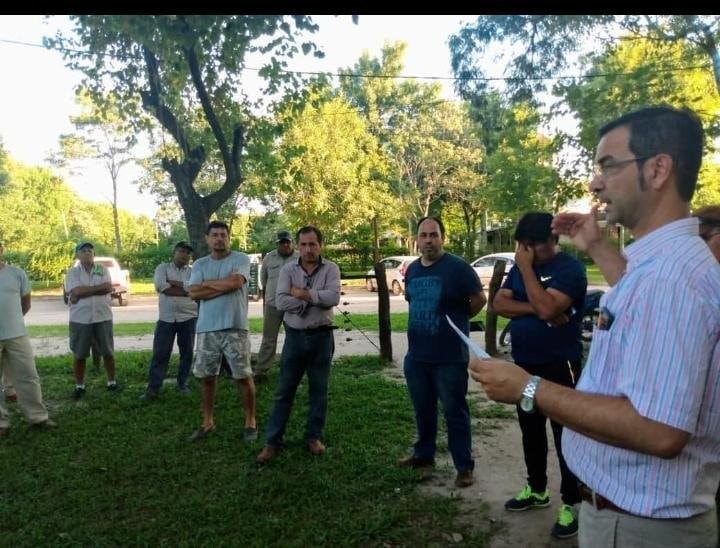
left=188, top=425, right=215, bottom=442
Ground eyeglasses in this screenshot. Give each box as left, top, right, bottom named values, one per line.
left=593, top=156, right=651, bottom=178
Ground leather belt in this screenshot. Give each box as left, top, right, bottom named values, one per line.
left=578, top=484, right=630, bottom=515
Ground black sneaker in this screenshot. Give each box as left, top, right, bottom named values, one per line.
left=551, top=504, right=578, bottom=538
left=72, top=387, right=86, bottom=400
left=107, top=383, right=120, bottom=392
left=504, top=485, right=550, bottom=511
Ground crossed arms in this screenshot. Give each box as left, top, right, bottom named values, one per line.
left=188, top=272, right=245, bottom=301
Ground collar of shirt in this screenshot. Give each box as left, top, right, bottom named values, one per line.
left=624, top=217, right=699, bottom=270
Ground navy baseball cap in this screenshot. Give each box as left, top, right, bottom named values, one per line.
left=276, top=230, right=292, bottom=243
left=174, top=241, right=194, bottom=252
left=75, top=242, right=94, bottom=253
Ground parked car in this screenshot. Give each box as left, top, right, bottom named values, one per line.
left=365, top=255, right=419, bottom=295
left=63, top=256, right=131, bottom=306
left=470, top=252, right=515, bottom=287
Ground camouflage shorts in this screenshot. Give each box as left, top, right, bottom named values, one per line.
left=192, top=329, right=252, bottom=380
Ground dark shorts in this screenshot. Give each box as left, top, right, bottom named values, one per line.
left=69, top=320, right=114, bottom=360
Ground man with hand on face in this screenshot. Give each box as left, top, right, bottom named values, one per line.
left=256, top=226, right=340, bottom=464
left=187, top=221, right=256, bottom=443
left=64, top=242, right=118, bottom=400
left=253, top=230, right=299, bottom=383
left=397, top=216, right=486, bottom=489
left=494, top=212, right=586, bottom=539
left=140, top=241, right=197, bottom=401
left=471, top=106, right=720, bottom=547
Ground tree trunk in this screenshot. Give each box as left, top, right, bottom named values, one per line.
left=484, top=260, right=507, bottom=357
left=112, top=176, right=122, bottom=254
left=372, top=216, right=380, bottom=263
left=374, top=261, right=393, bottom=362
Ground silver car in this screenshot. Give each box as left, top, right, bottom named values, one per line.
left=365, top=255, right=419, bottom=295
left=470, top=252, right=515, bottom=287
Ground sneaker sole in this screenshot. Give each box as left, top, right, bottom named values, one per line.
left=552, top=529, right=578, bottom=539
left=504, top=501, right=551, bottom=512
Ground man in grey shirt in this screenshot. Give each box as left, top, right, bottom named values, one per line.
left=254, top=230, right=299, bottom=382
left=187, top=221, right=256, bottom=442
left=0, top=241, right=56, bottom=436
left=140, top=241, right=198, bottom=400
left=256, top=226, right=341, bottom=463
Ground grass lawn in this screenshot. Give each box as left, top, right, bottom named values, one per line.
left=585, top=264, right=607, bottom=285
left=0, top=352, right=495, bottom=546
left=27, top=312, right=509, bottom=339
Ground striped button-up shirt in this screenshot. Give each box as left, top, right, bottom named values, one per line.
left=563, top=217, right=720, bottom=518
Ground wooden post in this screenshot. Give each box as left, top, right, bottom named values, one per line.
left=484, top=260, right=507, bottom=357
left=374, top=261, right=393, bottom=362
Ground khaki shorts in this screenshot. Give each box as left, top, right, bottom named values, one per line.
left=69, top=320, right=114, bottom=360
left=192, top=329, right=252, bottom=380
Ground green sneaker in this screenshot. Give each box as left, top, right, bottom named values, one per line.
left=551, top=504, right=578, bottom=538
left=504, top=484, right=550, bottom=511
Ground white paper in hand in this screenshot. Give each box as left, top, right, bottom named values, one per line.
left=446, top=315, right=490, bottom=359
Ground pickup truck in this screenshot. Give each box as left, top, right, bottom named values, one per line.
left=63, top=256, right=131, bottom=306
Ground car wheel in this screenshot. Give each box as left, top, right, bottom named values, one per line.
left=365, top=278, right=375, bottom=292
left=391, top=280, right=402, bottom=296
left=63, top=291, right=69, bottom=305
left=118, top=293, right=129, bottom=307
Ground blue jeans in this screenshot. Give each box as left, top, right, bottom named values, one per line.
left=147, top=318, right=197, bottom=392
left=403, top=356, right=474, bottom=472
left=264, top=326, right=335, bottom=447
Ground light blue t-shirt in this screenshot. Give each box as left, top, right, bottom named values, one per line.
left=188, top=251, right=250, bottom=333
left=0, top=265, right=30, bottom=340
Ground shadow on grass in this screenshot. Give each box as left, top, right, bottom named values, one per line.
left=0, top=352, right=495, bottom=546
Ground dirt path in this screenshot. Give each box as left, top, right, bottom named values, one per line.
left=31, top=330, right=577, bottom=547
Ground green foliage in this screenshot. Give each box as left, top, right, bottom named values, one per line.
left=0, top=352, right=493, bottom=546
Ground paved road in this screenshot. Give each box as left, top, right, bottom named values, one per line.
left=26, top=286, right=410, bottom=326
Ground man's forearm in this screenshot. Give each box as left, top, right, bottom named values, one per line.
left=519, top=267, right=564, bottom=320
left=71, top=284, right=112, bottom=299
left=188, top=286, right=224, bottom=301
left=493, top=294, right=535, bottom=318
left=536, top=380, right=689, bottom=458
left=163, top=286, right=188, bottom=297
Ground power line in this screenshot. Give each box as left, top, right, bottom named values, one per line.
left=0, top=36, right=714, bottom=84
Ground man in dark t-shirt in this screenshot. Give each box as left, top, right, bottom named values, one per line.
left=494, top=212, right=587, bottom=539
left=398, top=216, right=487, bottom=488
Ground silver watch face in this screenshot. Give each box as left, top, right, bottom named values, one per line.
left=520, top=396, right=534, bottom=413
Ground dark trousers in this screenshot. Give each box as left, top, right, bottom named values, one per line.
left=264, top=326, right=334, bottom=447
left=403, top=357, right=474, bottom=472
left=147, top=318, right=197, bottom=392
left=516, top=359, right=581, bottom=505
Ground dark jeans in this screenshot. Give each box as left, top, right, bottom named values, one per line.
left=147, top=318, right=197, bottom=392
left=264, top=326, right=334, bottom=447
left=516, top=359, right=581, bottom=505
left=403, top=357, right=474, bottom=472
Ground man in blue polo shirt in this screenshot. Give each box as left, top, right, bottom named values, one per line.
left=494, top=212, right=587, bottom=539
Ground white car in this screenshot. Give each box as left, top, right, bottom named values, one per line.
left=470, top=252, right=515, bottom=287
left=365, top=255, right=419, bottom=295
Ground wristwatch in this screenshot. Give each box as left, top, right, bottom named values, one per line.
left=519, top=375, right=541, bottom=413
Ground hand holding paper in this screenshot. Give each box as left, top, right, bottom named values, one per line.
left=446, top=315, right=490, bottom=359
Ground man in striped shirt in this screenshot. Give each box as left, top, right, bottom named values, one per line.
left=470, top=106, right=720, bottom=547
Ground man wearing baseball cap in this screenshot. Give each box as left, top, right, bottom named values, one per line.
left=140, top=241, right=198, bottom=400
left=253, top=230, right=298, bottom=382
left=64, top=241, right=118, bottom=399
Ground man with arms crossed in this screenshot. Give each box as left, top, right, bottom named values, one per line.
left=65, top=242, right=118, bottom=399
left=140, top=241, right=197, bottom=400
left=187, top=221, right=256, bottom=442
left=256, top=226, right=340, bottom=463
left=398, top=216, right=486, bottom=488
left=471, top=106, right=720, bottom=546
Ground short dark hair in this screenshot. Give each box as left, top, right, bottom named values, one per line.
left=599, top=106, right=703, bottom=202
left=206, top=220, right=230, bottom=235
left=694, top=205, right=720, bottom=228
left=174, top=241, right=193, bottom=252
left=296, top=225, right=323, bottom=245
left=514, top=212, right=557, bottom=243
left=416, top=216, right=445, bottom=238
